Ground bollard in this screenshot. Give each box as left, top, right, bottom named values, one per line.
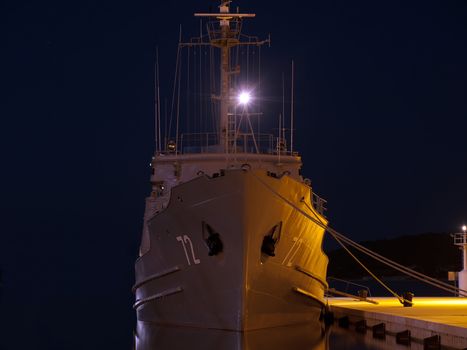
left=338, top=316, right=349, bottom=329
left=396, top=330, right=411, bottom=346
left=355, top=320, right=367, bottom=334
left=423, top=335, right=441, bottom=350
left=403, top=292, right=414, bottom=307
left=372, top=323, right=385, bottom=339
left=358, top=289, right=368, bottom=299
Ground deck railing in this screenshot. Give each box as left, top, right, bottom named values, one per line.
left=172, top=132, right=296, bottom=156
left=453, top=233, right=467, bottom=245
left=312, top=192, right=328, bottom=217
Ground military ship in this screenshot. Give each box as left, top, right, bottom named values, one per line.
left=133, top=0, right=329, bottom=332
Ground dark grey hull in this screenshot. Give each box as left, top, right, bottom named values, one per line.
left=134, top=169, right=328, bottom=331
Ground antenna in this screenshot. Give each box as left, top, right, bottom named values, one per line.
left=155, top=47, right=161, bottom=153
left=282, top=72, right=286, bottom=150
left=277, top=112, right=283, bottom=164
left=164, top=98, right=168, bottom=151
left=154, top=46, right=159, bottom=153
left=290, top=60, right=294, bottom=154
left=175, top=24, right=182, bottom=155
left=168, top=26, right=182, bottom=151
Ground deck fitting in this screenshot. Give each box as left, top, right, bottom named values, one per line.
left=355, top=319, right=367, bottom=334
left=338, top=316, right=349, bottom=329
left=372, top=323, right=386, bottom=339
left=424, top=335, right=441, bottom=350
left=396, top=330, right=411, bottom=346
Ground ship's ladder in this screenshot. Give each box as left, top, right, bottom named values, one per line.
left=226, top=113, right=236, bottom=153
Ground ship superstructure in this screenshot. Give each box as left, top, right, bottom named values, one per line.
left=134, top=1, right=329, bottom=334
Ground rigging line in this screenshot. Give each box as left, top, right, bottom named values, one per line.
left=328, top=225, right=464, bottom=292
left=157, top=50, right=161, bottom=153
left=248, top=171, right=325, bottom=245
left=330, top=228, right=466, bottom=296
left=328, top=231, right=404, bottom=303
left=208, top=46, right=213, bottom=136
left=246, top=113, right=259, bottom=153
left=175, top=28, right=183, bottom=155
left=235, top=107, right=244, bottom=140
left=209, top=47, right=215, bottom=135
left=258, top=46, right=261, bottom=143
left=260, top=172, right=401, bottom=302
left=199, top=22, right=202, bottom=133
left=204, top=47, right=209, bottom=135
left=248, top=170, right=467, bottom=297
left=246, top=36, right=250, bottom=85
left=300, top=194, right=467, bottom=296
left=198, top=19, right=201, bottom=135
left=282, top=73, right=286, bottom=148
left=210, top=46, right=216, bottom=137
left=154, top=46, right=161, bottom=154
left=193, top=40, right=198, bottom=134
left=235, top=41, right=240, bottom=88
left=329, top=229, right=467, bottom=295
left=290, top=60, right=294, bottom=154
left=201, top=22, right=208, bottom=134
left=300, top=197, right=326, bottom=226
left=278, top=113, right=281, bottom=164
left=186, top=46, right=190, bottom=133
left=332, top=230, right=439, bottom=283
left=154, top=47, right=159, bottom=152
left=164, top=99, right=168, bottom=151
left=169, top=28, right=182, bottom=143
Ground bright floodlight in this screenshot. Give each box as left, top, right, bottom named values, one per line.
left=238, top=91, right=251, bottom=105
left=463, top=225, right=466, bottom=232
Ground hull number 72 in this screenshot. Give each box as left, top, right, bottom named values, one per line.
left=176, top=235, right=201, bottom=266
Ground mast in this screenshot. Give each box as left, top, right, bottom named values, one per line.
left=194, top=1, right=261, bottom=152
left=219, top=2, right=230, bottom=150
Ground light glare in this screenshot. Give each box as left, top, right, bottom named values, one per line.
left=238, top=91, right=251, bottom=105
left=462, top=225, right=466, bottom=232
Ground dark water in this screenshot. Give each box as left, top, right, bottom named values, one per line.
left=134, top=280, right=449, bottom=350
left=0, top=279, right=447, bottom=349
left=135, top=321, right=415, bottom=350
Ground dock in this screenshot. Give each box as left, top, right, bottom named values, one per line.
left=327, top=297, right=467, bottom=349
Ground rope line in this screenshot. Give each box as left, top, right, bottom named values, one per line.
left=300, top=198, right=404, bottom=302
left=249, top=170, right=467, bottom=298
left=328, top=232, right=405, bottom=303
left=328, top=228, right=467, bottom=296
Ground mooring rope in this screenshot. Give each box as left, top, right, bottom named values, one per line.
left=249, top=170, right=467, bottom=299
left=300, top=199, right=405, bottom=302
left=328, top=227, right=467, bottom=296
left=330, top=231, right=406, bottom=303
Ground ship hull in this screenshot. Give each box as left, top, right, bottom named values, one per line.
left=134, top=169, right=328, bottom=331
left=134, top=321, right=326, bottom=350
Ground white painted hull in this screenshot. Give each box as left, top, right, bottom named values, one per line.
left=134, top=169, right=328, bottom=331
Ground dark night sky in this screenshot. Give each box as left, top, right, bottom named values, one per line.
left=1, top=0, right=467, bottom=349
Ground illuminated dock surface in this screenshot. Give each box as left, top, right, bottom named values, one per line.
left=327, top=297, right=467, bottom=349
